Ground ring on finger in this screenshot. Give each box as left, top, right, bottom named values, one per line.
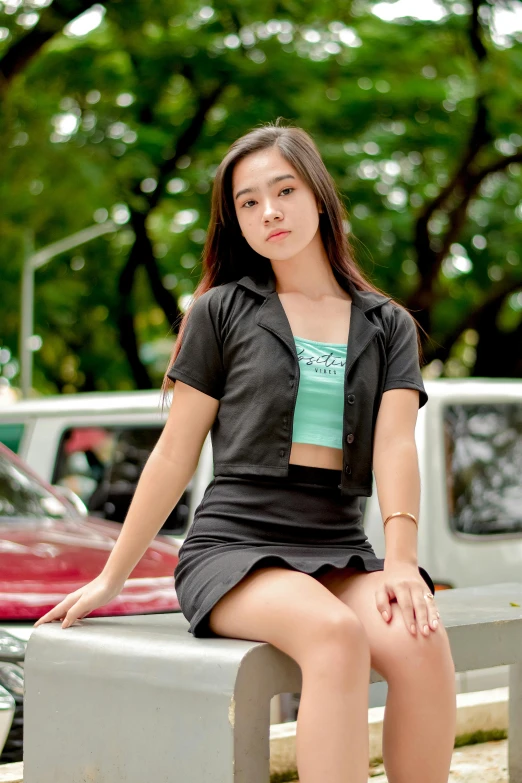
left=423, top=592, right=441, bottom=619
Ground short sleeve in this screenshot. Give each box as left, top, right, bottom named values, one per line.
left=166, top=289, right=225, bottom=400
left=382, top=305, right=428, bottom=409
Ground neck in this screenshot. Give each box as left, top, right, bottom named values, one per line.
left=270, top=228, right=349, bottom=299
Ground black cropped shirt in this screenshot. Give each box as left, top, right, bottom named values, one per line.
left=167, top=267, right=428, bottom=496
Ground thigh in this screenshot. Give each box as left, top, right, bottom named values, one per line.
left=208, top=565, right=367, bottom=665
left=315, top=567, right=452, bottom=679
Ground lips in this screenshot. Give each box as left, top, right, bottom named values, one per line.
left=267, top=230, right=290, bottom=241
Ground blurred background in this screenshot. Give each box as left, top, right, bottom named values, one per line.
left=1, top=0, right=521, bottom=400
left=1, top=1, right=522, bottom=764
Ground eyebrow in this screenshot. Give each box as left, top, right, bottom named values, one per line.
left=234, top=174, right=296, bottom=201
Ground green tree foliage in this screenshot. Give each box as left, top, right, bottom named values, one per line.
left=0, top=0, right=521, bottom=395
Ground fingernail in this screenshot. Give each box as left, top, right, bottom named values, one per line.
left=411, top=623, right=416, bottom=634
left=383, top=611, right=389, bottom=621
left=423, top=624, right=429, bottom=635
left=433, top=619, right=439, bottom=629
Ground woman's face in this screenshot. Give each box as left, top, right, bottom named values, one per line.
left=231, top=146, right=322, bottom=261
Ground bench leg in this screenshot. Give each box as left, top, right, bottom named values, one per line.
left=232, top=693, right=272, bottom=782
left=509, top=662, right=522, bottom=783
left=233, top=645, right=301, bottom=782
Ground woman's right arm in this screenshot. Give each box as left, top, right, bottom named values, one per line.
left=34, top=381, right=220, bottom=629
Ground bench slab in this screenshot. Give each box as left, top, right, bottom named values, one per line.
left=23, top=582, right=522, bottom=783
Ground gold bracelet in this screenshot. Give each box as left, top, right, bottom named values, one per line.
left=383, top=511, right=418, bottom=530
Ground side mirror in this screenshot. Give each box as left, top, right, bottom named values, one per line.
left=51, top=485, right=89, bottom=517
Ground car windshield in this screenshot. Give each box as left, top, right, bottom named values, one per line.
left=0, top=452, right=70, bottom=519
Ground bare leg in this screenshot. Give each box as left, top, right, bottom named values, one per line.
left=208, top=566, right=372, bottom=783
left=296, top=618, right=371, bottom=783
left=317, top=567, right=457, bottom=783
left=380, top=598, right=456, bottom=783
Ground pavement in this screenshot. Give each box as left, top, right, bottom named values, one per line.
left=270, top=739, right=509, bottom=782
left=366, top=739, right=508, bottom=782
left=0, top=764, right=22, bottom=783
left=0, top=739, right=509, bottom=782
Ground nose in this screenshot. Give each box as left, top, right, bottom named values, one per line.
left=262, top=198, right=283, bottom=222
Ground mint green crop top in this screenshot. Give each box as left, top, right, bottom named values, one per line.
left=292, top=335, right=347, bottom=450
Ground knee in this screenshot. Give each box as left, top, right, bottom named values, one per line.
left=303, top=609, right=370, bottom=671
left=381, top=617, right=455, bottom=682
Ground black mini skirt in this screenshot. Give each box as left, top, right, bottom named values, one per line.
left=174, top=464, right=435, bottom=638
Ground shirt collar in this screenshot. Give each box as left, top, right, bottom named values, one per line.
left=235, top=267, right=391, bottom=313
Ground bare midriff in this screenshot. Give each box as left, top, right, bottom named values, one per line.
left=289, top=442, right=343, bottom=471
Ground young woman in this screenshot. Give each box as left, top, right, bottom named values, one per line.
left=36, top=121, right=457, bottom=783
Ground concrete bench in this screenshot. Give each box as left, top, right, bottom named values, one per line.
left=23, top=581, right=522, bottom=783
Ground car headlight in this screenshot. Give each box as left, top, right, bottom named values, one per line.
left=0, top=632, right=26, bottom=663
left=0, top=664, right=24, bottom=698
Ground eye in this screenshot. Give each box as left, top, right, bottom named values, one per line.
left=241, top=186, right=295, bottom=208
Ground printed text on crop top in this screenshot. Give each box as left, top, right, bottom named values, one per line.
left=292, top=335, right=347, bottom=450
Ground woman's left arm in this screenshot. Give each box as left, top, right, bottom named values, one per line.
left=372, top=387, right=439, bottom=637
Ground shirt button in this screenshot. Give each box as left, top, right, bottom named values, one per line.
left=346, top=433, right=354, bottom=444
left=280, top=448, right=285, bottom=457
left=347, top=394, right=355, bottom=404
left=345, top=465, right=352, bottom=475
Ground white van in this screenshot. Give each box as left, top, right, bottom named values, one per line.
left=1, top=379, right=521, bottom=702
left=0, top=389, right=213, bottom=540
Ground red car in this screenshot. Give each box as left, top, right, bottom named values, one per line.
left=0, top=441, right=181, bottom=620
left=0, top=442, right=181, bottom=764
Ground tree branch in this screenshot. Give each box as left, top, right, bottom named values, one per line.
left=141, top=230, right=180, bottom=327
left=151, top=80, right=229, bottom=211
left=0, top=0, right=108, bottom=94
left=437, top=147, right=522, bottom=262
left=414, top=95, right=493, bottom=293
left=425, top=275, right=522, bottom=364
left=116, top=212, right=152, bottom=388
left=469, top=0, right=488, bottom=62
left=408, top=0, right=494, bottom=321
left=127, top=79, right=228, bottom=328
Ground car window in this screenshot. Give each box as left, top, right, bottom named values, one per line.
left=0, top=452, right=69, bottom=519
left=444, top=403, right=522, bottom=536
left=0, top=423, right=24, bottom=454
left=52, top=426, right=191, bottom=534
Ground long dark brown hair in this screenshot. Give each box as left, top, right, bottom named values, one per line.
left=161, top=119, right=426, bottom=406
